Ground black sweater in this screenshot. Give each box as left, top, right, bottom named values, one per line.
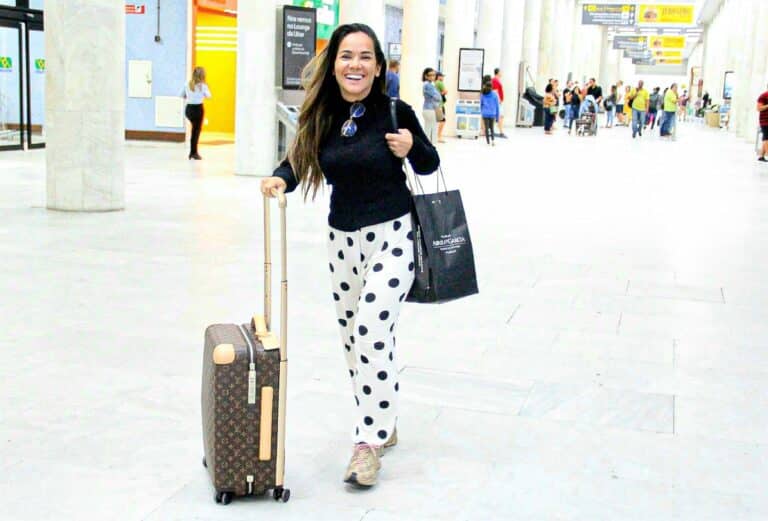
left=273, top=91, right=440, bottom=231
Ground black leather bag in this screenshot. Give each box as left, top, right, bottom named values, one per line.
left=389, top=99, right=479, bottom=304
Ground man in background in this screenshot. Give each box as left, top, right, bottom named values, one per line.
left=631, top=80, right=649, bottom=138
left=756, top=83, right=768, bottom=162
left=386, top=60, right=400, bottom=99
left=492, top=68, right=507, bottom=138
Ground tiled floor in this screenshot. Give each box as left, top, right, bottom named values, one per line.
left=2, top=119, right=768, bottom=520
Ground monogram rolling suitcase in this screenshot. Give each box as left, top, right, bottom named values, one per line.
left=201, top=191, right=290, bottom=505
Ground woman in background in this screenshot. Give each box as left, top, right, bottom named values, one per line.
left=422, top=68, right=443, bottom=144
left=181, top=66, right=212, bottom=160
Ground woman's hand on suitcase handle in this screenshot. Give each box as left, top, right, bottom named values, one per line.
left=261, top=177, right=287, bottom=198
left=385, top=128, right=413, bottom=158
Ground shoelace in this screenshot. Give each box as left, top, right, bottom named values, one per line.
left=352, top=443, right=380, bottom=467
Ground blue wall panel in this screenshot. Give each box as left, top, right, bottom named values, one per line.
left=125, top=0, right=188, bottom=132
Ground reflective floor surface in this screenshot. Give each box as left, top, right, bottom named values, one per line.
left=1, top=118, right=768, bottom=520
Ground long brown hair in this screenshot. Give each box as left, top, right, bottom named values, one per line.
left=188, top=66, right=205, bottom=91
left=288, top=23, right=387, bottom=200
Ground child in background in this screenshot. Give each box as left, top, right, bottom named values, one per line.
left=480, top=81, right=500, bottom=146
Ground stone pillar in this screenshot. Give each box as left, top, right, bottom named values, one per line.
left=522, top=0, right=542, bottom=90
left=732, top=0, right=755, bottom=138
left=476, top=0, right=504, bottom=78
left=500, top=0, right=526, bottom=123
left=557, top=0, right=574, bottom=82
left=598, top=27, right=611, bottom=87
left=737, top=0, right=759, bottom=140
left=235, top=0, right=277, bottom=177
left=45, top=0, right=124, bottom=211
left=749, top=0, right=768, bottom=136
left=339, top=0, right=386, bottom=44
left=536, top=0, right=556, bottom=89
left=442, top=0, right=476, bottom=137
left=400, top=0, right=440, bottom=109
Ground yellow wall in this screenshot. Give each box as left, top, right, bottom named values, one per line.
left=194, top=10, right=237, bottom=134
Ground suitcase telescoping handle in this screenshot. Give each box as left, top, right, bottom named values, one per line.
left=261, top=188, right=287, bottom=360
left=262, top=188, right=288, bottom=488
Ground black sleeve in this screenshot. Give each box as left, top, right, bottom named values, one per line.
left=272, top=158, right=299, bottom=194
left=395, top=100, right=440, bottom=175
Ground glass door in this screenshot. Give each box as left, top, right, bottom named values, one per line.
left=0, top=19, right=22, bottom=150
left=25, top=22, right=43, bottom=148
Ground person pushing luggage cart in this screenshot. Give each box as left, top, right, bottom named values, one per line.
left=261, top=23, right=440, bottom=489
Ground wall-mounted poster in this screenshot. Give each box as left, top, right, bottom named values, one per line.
left=723, top=71, right=734, bottom=100
left=458, top=48, right=484, bottom=92
left=282, top=6, right=317, bottom=89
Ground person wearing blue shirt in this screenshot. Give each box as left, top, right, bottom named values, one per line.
left=422, top=68, right=442, bottom=144
left=385, top=60, right=400, bottom=98
left=480, top=81, right=500, bottom=146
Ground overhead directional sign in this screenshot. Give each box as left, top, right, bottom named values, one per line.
left=582, top=4, right=636, bottom=26
left=656, top=58, right=683, bottom=65
left=638, top=4, right=695, bottom=25
left=652, top=50, right=682, bottom=58
left=613, top=35, right=648, bottom=50
left=648, top=35, right=686, bottom=49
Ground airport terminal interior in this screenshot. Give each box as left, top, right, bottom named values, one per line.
left=2, top=0, right=768, bottom=519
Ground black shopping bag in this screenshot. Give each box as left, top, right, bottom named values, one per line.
left=388, top=98, right=478, bottom=303
left=406, top=178, right=479, bottom=304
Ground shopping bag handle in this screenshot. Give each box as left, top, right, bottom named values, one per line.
left=388, top=98, right=448, bottom=195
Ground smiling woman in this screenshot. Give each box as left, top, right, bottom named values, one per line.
left=259, top=23, right=440, bottom=490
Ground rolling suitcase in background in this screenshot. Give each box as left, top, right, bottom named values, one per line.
left=201, top=191, right=290, bottom=505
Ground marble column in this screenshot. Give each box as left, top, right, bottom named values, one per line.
left=500, top=0, right=526, bottom=122
left=476, top=0, right=504, bottom=78
left=522, top=0, right=542, bottom=90
left=235, top=0, right=277, bottom=177
left=442, top=0, right=476, bottom=137
left=45, top=0, right=124, bottom=211
left=749, top=0, right=768, bottom=136
left=339, top=0, right=386, bottom=44
left=536, top=0, right=556, bottom=89
left=737, top=0, right=759, bottom=140
left=598, top=27, right=611, bottom=87
left=730, top=0, right=753, bottom=137
left=557, top=0, right=574, bottom=82
left=400, top=0, right=440, bottom=109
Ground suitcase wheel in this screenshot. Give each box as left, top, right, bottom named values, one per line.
left=215, top=491, right=233, bottom=505
left=273, top=487, right=291, bottom=503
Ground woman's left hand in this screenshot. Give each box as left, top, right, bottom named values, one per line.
left=385, top=129, right=413, bottom=158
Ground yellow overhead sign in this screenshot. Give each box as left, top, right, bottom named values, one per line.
left=639, top=4, right=695, bottom=24
left=656, top=58, right=683, bottom=65
left=652, top=50, right=683, bottom=57
left=648, top=35, right=686, bottom=49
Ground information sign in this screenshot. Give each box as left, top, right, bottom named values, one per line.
left=457, top=48, right=484, bottom=92
left=648, top=35, right=686, bottom=49
left=638, top=4, right=695, bottom=25
left=282, top=6, right=317, bottom=90
left=582, top=4, right=636, bottom=26
left=613, top=36, right=647, bottom=50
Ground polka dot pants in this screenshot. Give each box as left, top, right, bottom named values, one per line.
left=327, top=213, right=415, bottom=445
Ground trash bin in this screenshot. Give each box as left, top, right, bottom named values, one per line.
left=705, top=110, right=720, bottom=128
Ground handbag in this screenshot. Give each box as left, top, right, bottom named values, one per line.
left=389, top=99, right=479, bottom=304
